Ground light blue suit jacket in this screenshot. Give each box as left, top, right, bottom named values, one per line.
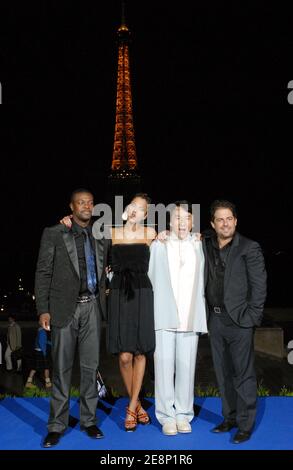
left=148, top=239, right=208, bottom=333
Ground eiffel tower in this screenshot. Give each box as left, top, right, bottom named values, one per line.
left=107, top=1, right=141, bottom=205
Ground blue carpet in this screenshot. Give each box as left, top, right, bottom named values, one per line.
left=0, top=397, right=292, bottom=450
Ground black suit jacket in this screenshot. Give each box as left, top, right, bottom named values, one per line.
left=202, top=231, right=267, bottom=328
left=35, top=223, right=110, bottom=328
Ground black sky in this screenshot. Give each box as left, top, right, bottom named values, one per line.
left=0, top=1, right=292, bottom=302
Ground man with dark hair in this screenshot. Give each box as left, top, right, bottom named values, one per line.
left=35, top=189, right=108, bottom=448
left=202, top=199, right=267, bottom=444
left=69, top=188, right=94, bottom=203
left=209, top=199, right=237, bottom=221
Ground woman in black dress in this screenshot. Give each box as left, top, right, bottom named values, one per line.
left=107, top=193, right=156, bottom=431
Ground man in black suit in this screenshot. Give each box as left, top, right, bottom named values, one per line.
left=202, top=200, right=267, bottom=444
left=35, top=189, right=108, bottom=448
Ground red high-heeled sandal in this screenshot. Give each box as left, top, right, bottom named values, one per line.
left=125, top=407, right=137, bottom=432
left=136, top=401, right=151, bottom=425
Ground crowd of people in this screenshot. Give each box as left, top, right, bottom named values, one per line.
left=0, top=316, right=52, bottom=388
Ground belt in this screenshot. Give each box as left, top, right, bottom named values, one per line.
left=210, top=306, right=225, bottom=314
left=76, top=295, right=96, bottom=304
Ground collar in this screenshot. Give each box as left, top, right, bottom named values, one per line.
left=211, top=233, right=234, bottom=250
left=72, top=220, right=91, bottom=236
left=169, top=231, right=193, bottom=242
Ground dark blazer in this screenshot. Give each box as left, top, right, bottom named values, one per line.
left=35, top=223, right=109, bottom=328
left=202, top=231, right=267, bottom=328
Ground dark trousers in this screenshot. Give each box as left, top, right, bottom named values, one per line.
left=48, top=299, right=101, bottom=433
left=208, top=311, right=257, bottom=432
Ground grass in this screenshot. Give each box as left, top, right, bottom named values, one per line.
left=279, top=386, right=293, bottom=396
left=109, top=387, right=121, bottom=398
left=1, top=383, right=293, bottom=400
left=195, top=385, right=220, bottom=397
left=0, top=386, right=80, bottom=400
left=256, top=380, right=270, bottom=397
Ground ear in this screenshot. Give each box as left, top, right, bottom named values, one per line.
left=69, top=202, right=74, bottom=212
left=210, top=221, right=215, bottom=230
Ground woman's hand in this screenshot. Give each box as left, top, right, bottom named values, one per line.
left=156, top=230, right=170, bottom=242
left=60, top=214, right=73, bottom=228
left=106, top=265, right=113, bottom=282
left=193, top=232, right=202, bottom=241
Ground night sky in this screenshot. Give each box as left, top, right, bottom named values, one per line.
left=1, top=1, right=292, bottom=304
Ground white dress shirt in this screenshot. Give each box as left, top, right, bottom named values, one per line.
left=167, top=233, right=196, bottom=331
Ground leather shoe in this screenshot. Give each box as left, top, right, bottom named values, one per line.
left=233, top=430, right=251, bottom=444
left=211, top=420, right=236, bottom=433
left=43, top=432, right=62, bottom=448
left=82, top=425, right=104, bottom=439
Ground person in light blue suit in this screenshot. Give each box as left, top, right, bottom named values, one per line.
left=148, top=201, right=207, bottom=436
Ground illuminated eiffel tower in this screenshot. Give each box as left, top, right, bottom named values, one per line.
left=108, top=1, right=141, bottom=203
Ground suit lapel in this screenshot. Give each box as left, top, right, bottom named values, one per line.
left=164, top=241, right=180, bottom=308
left=63, top=231, right=80, bottom=278
left=224, top=232, right=240, bottom=289
left=95, top=238, right=105, bottom=282
left=62, top=225, right=106, bottom=282
left=164, top=242, right=173, bottom=288
left=202, top=238, right=209, bottom=286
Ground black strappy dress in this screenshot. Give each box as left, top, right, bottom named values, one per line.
left=107, top=243, right=155, bottom=355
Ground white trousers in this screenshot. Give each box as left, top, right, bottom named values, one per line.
left=5, top=345, right=22, bottom=371
left=154, top=330, right=199, bottom=425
